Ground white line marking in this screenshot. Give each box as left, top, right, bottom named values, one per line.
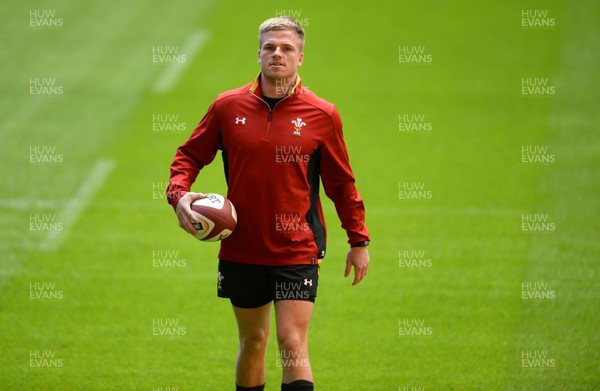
left=39, top=159, right=115, bottom=252
left=342, top=205, right=526, bottom=217
left=400, top=206, right=524, bottom=217
left=0, top=199, right=65, bottom=209
left=153, top=30, right=209, bottom=93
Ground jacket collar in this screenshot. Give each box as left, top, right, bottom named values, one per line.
left=249, top=72, right=303, bottom=98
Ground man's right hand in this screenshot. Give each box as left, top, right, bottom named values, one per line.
left=175, top=192, right=207, bottom=235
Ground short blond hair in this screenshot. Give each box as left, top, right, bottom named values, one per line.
left=258, top=16, right=305, bottom=51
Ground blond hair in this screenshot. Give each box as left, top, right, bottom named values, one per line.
left=258, top=16, right=305, bottom=51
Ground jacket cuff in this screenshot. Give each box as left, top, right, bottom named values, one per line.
left=350, top=240, right=370, bottom=248
left=167, top=190, right=187, bottom=210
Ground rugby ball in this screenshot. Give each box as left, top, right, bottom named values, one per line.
left=190, top=193, right=237, bottom=241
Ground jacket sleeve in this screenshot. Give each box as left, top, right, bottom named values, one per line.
left=166, top=100, right=221, bottom=210
left=320, top=107, right=370, bottom=245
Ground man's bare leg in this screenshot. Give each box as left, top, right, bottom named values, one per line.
left=275, top=300, right=314, bottom=388
left=233, top=303, right=272, bottom=388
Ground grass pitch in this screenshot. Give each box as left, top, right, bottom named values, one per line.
left=1, top=0, right=598, bottom=389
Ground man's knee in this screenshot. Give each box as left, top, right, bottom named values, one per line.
left=277, top=329, right=306, bottom=352
left=239, top=329, right=269, bottom=355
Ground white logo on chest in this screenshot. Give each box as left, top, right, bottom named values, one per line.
left=291, top=117, right=306, bottom=136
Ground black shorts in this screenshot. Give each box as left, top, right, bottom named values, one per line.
left=217, top=260, right=319, bottom=308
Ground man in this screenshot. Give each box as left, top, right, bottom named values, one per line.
left=166, top=16, right=370, bottom=391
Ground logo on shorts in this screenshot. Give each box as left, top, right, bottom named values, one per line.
left=217, top=271, right=224, bottom=291
left=303, top=279, right=312, bottom=286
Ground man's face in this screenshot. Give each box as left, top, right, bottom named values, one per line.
left=258, top=30, right=304, bottom=82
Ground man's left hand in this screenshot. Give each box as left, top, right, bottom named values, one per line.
left=344, top=247, right=370, bottom=286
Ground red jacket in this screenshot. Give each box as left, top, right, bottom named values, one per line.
left=167, top=75, right=369, bottom=266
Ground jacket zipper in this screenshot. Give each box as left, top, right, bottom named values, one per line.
left=252, top=93, right=290, bottom=138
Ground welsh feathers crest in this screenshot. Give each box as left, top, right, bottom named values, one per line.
left=291, top=117, right=306, bottom=136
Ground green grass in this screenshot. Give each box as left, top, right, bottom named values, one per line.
left=1, top=0, right=599, bottom=389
